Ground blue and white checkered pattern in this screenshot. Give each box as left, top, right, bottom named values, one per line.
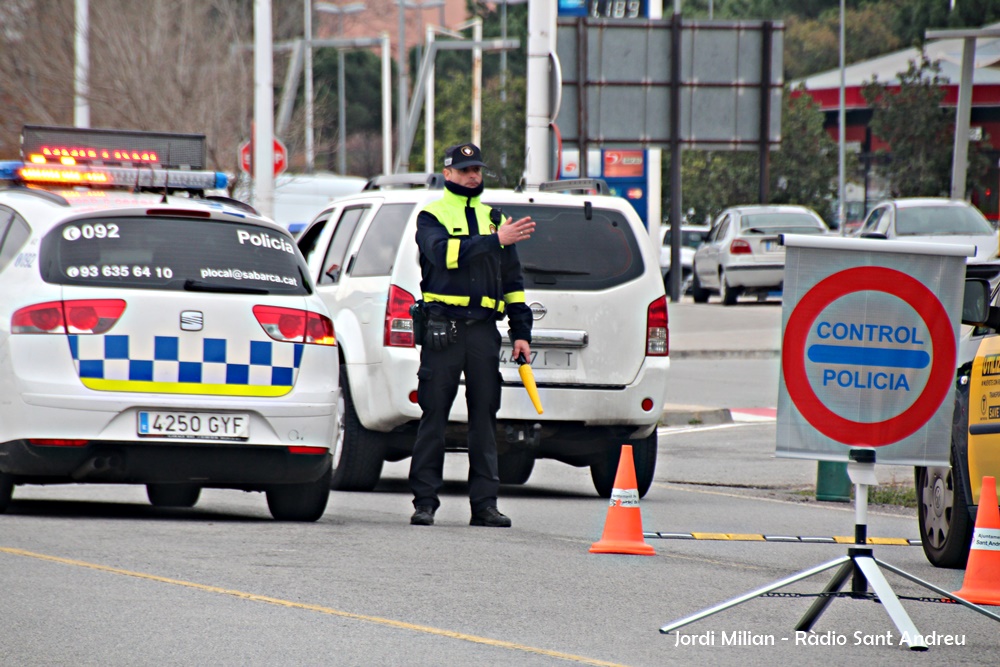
left=68, top=334, right=303, bottom=387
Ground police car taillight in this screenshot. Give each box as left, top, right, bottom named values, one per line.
left=253, top=305, right=336, bottom=346
left=385, top=285, right=416, bottom=348
left=11, top=299, right=126, bottom=334
left=646, top=296, right=668, bottom=356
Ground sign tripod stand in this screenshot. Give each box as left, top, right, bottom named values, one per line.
left=659, top=449, right=1000, bottom=650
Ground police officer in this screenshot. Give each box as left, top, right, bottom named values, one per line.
left=409, top=143, right=535, bottom=527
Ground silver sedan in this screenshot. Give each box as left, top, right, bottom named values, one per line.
left=691, top=205, right=830, bottom=305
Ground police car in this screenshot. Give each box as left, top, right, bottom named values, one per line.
left=297, top=175, right=669, bottom=498
left=0, top=126, right=338, bottom=521
left=918, top=278, right=1000, bottom=567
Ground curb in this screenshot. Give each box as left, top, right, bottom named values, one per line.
left=660, top=405, right=733, bottom=427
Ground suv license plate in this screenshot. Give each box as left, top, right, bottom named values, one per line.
left=138, top=411, right=250, bottom=440
left=499, top=347, right=577, bottom=370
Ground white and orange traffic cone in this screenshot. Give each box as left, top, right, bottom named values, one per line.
left=589, top=445, right=655, bottom=556
left=953, top=475, right=1000, bottom=605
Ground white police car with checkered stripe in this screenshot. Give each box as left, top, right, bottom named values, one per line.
left=0, top=126, right=338, bottom=521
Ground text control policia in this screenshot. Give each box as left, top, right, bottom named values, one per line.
left=0, top=126, right=340, bottom=521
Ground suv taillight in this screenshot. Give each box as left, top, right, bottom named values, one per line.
left=11, top=299, right=126, bottom=334
left=253, top=305, right=336, bottom=345
left=730, top=238, right=752, bottom=254
left=646, top=296, right=668, bottom=356
left=385, top=285, right=416, bottom=347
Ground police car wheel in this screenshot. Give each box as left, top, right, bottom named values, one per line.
left=0, top=473, right=13, bottom=513
left=266, top=467, right=332, bottom=522
left=916, top=463, right=973, bottom=569
left=146, top=483, right=201, bottom=508
left=331, top=364, right=386, bottom=492
left=590, top=434, right=657, bottom=499
left=498, top=450, right=535, bottom=485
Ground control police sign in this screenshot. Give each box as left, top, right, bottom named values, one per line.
left=776, top=234, right=975, bottom=466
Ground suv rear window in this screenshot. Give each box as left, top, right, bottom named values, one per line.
left=490, top=204, right=645, bottom=290
left=40, top=217, right=310, bottom=295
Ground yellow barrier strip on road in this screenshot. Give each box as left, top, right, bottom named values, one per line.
left=0, top=547, right=628, bottom=667
left=647, top=534, right=918, bottom=546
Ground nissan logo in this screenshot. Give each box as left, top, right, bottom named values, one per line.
left=529, top=302, right=546, bottom=320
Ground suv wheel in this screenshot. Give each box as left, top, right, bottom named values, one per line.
left=498, top=450, right=535, bottom=485
left=690, top=270, right=710, bottom=303
left=0, top=472, right=13, bottom=513
left=266, top=467, right=331, bottom=521
left=590, top=434, right=658, bottom=498
left=332, top=364, right=386, bottom=491
left=146, top=483, right=201, bottom=508
left=916, top=462, right=973, bottom=569
left=721, top=270, right=739, bottom=306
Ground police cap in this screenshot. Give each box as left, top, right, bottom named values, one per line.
left=443, top=143, right=487, bottom=170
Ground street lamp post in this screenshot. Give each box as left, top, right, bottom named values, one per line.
left=495, top=0, right=526, bottom=172
left=397, top=0, right=445, bottom=172
left=316, top=2, right=366, bottom=175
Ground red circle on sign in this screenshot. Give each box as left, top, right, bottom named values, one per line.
left=782, top=266, right=956, bottom=446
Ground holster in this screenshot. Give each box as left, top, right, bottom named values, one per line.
left=409, top=301, right=427, bottom=346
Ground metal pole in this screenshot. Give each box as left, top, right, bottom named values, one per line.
left=382, top=32, right=393, bottom=175
left=398, top=1, right=406, bottom=171
left=669, top=10, right=682, bottom=302
left=838, top=0, right=846, bottom=234
left=425, top=25, right=435, bottom=171
left=305, top=1, right=315, bottom=172
left=951, top=37, right=976, bottom=200
left=254, top=0, right=276, bottom=218
left=500, top=0, right=508, bottom=172
left=758, top=22, right=772, bottom=204
left=472, top=18, right=482, bottom=146
left=338, top=12, right=348, bottom=174
left=74, top=0, right=90, bottom=128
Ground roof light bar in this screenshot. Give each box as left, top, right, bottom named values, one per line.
left=6, top=162, right=227, bottom=191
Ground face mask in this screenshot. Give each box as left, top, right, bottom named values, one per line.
left=445, top=179, right=484, bottom=198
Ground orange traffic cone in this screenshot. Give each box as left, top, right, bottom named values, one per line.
left=953, top=475, right=1000, bottom=605
left=589, top=445, right=655, bottom=556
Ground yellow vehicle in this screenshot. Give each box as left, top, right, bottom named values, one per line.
left=917, top=279, right=1000, bottom=567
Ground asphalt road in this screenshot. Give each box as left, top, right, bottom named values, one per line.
left=1, top=421, right=994, bottom=666
left=2, top=299, right=993, bottom=666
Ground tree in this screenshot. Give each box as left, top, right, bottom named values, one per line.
left=862, top=53, right=953, bottom=197
left=769, top=86, right=841, bottom=214
left=0, top=0, right=254, bottom=174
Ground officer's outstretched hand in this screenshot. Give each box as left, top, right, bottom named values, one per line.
left=497, top=216, right=535, bottom=245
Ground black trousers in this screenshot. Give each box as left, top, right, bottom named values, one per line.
left=409, top=319, right=502, bottom=513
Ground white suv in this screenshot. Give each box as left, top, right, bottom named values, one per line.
left=297, top=176, right=669, bottom=497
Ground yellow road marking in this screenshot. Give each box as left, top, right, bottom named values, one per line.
left=0, top=547, right=628, bottom=667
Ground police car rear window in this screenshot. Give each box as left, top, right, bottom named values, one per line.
left=40, top=217, right=310, bottom=295
left=490, top=204, right=644, bottom=290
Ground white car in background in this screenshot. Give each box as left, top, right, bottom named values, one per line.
left=855, top=198, right=1000, bottom=281
left=691, top=205, right=830, bottom=305
left=0, top=126, right=338, bottom=521
left=659, top=225, right=710, bottom=292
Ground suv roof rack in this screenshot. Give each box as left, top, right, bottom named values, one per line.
left=363, top=173, right=445, bottom=191
left=537, top=178, right=610, bottom=195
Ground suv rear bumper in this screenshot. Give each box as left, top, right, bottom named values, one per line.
left=0, top=440, right=330, bottom=487
left=351, top=356, right=669, bottom=432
